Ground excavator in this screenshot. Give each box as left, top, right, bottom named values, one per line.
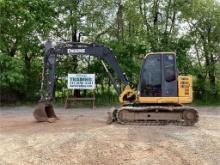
left=33, top=40, right=199, bottom=126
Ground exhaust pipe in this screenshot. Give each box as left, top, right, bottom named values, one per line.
left=33, top=102, right=59, bottom=123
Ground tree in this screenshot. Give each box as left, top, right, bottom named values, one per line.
left=180, top=0, right=220, bottom=92
left=0, top=0, right=56, bottom=100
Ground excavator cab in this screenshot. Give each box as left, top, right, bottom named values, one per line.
left=136, top=52, right=193, bottom=105
left=139, top=52, right=177, bottom=97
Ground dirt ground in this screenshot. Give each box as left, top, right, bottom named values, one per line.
left=0, top=106, right=220, bottom=165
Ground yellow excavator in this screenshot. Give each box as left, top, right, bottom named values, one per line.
left=33, top=41, right=198, bottom=126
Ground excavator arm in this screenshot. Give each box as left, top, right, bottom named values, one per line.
left=41, top=41, right=132, bottom=102
left=34, top=41, right=136, bottom=122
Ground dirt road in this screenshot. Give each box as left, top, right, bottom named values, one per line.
left=0, top=106, right=220, bottom=165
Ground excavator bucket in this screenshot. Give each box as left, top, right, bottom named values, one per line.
left=33, top=103, right=59, bottom=123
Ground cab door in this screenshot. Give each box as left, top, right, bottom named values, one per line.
left=162, top=54, right=177, bottom=96
left=140, top=54, right=162, bottom=97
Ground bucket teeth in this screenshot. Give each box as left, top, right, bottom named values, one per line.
left=106, top=107, right=118, bottom=124
left=33, top=103, right=58, bottom=122
left=106, top=112, right=114, bottom=124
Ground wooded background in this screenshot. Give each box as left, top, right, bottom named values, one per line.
left=0, top=0, right=220, bottom=105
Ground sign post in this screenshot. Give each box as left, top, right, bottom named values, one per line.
left=65, top=74, right=96, bottom=109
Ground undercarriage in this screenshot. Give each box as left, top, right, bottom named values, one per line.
left=107, top=104, right=199, bottom=126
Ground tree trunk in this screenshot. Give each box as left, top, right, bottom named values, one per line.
left=116, top=0, right=124, bottom=43
left=69, top=6, right=81, bottom=98
left=209, top=53, right=216, bottom=90
left=201, top=27, right=216, bottom=91
left=24, top=53, right=31, bottom=98
left=152, top=0, right=160, bottom=51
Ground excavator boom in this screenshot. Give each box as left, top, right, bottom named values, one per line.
left=41, top=41, right=131, bottom=101
left=34, top=41, right=136, bottom=122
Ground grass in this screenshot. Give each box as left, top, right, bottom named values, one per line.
left=192, top=100, right=220, bottom=106
left=1, top=93, right=219, bottom=107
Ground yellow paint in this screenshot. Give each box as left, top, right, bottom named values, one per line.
left=178, top=75, right=193, bottom=98
left=144, top=52, right=176, bottom=58
left=137, top=96, right=192, bottom=104
left=136, top=75, right=193, bottom=104
left=119, top=85, right=137, bottom=103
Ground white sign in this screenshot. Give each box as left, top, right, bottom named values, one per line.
left=68, top=74, right=95, bottom=89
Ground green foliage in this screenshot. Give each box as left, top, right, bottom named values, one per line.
left=180, top=0, right=220, bottom=90
left=23, top=58, right=42, bottom=100
left=105, top=41, right=146, bottom=83
left=0, top=54, right=24, bottom=91
left=0, top=0, right=56, bottom=56
left=0, top=0, right=219, bottom=105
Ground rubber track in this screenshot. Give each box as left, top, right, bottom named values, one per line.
left=116, top=105, right=199, bottom=126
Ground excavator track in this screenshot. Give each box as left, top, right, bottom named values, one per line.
left=112, top=105, right=198, bottom=126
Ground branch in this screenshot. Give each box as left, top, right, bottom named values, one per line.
left=169, top=1, right=177, bottom=35
left=52, top=27, right=68, bottom=42
left=94, top=23, right=115, bottom=42
left=139, top=0, right=151, bottom=30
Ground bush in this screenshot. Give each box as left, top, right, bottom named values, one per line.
left=0, top=54, right=25, bottom=103
left=193, top=77, right=220, bottom=105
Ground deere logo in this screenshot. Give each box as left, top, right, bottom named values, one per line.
left=67, top=49, right=85, bottom=54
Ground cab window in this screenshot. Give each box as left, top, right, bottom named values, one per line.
left=164, top=54, right=176, bottom=82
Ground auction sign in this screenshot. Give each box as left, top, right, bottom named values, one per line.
left=67, top=74, right=95, bottom=89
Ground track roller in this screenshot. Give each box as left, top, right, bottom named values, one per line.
left=182, top=109, right=198, bottom=126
